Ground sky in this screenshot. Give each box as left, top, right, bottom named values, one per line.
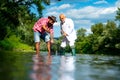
left=31, top=0, right=120, bottom=37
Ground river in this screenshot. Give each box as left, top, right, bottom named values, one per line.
left=0, top=51, right=120, bottom=80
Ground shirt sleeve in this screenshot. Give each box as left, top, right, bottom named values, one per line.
left=33, top=18, right=49, bottom=32
left=40, top=19, right=47, bottom=26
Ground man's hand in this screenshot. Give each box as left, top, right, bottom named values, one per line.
left=63, top=32, right=68, bottom=36
left=42, top=25, right=50, bottom=33
left=61, top=30, right=68, bottom=36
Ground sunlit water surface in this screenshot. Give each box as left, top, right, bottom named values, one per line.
left=0, top=52, right=120, bottom=80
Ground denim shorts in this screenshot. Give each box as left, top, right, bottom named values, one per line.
left=34, top=31, right=50, bottom=42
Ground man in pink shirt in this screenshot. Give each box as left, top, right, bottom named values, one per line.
left=33, top=16, right=57, bottom=56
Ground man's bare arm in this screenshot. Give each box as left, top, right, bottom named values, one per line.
left=42, top=25, right=50, bottom=33
left=50, top=33, right=54, bottom=43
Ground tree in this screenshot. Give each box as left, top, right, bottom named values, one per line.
left=97, top=21, right=120, bottom=54
left=91, top=23, right=104, bottom=36
left=115, top=7, right=120, bottom=21
left=115, top=7, right=120, bottom=28
left=0, top=0, right=51, bottom=40
left=76, top=28, right=86, bottom=42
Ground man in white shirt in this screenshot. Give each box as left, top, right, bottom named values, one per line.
left=59, top=14, right=77, bottom=56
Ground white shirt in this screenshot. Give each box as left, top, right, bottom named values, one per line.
left=60, top=18, right=77, bottom=41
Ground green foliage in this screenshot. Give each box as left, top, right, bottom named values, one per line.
left=91, top=23, right=104, bottom=35
left=0, top=0, right=50, bottom=40
left=0, top=39, right=13, bottom=50
left=0, top=35, right=32, bottom=51
left=16, top=22, right=35, bottom=45
left=75, top=20, right=120, bottom=55
left=115, top=7, right=120, bottom=21
left=76, top=28, right=86, bottom=42
left=115, top=7, right=120, bottom=28
left=0, top=0, right=50, bottom=51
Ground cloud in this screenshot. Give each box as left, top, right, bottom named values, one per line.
left=44, top=4, right=73, bottom=17
left=74, top=20, right=93, bottom=27
left=45, top=4, right=116, bottom=26
left=74, top=20, right=93, bottom=33
left=58, top=4, right=72, bottom=9
left=45, top=11, right=58, bottom=16
left=64, top=6, right=117, bottom=20
left=46, top=4, right=72, bottom=11
left=115, top=0, right=120, bottom=7
left=93, top=0, right=108, bottom=4
left=44, top=4, right=117, bottom=25
left=65, top=6, right=100, bottom=19
left=43, top=2, right=118, bottom=37
left=50, top=0, right=90, bottom=3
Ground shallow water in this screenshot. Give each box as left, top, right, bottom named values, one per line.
left=0, top=52, right=120, bottom=80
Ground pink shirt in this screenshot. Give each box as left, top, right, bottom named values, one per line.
left=33, top=18, right=54, bottom=34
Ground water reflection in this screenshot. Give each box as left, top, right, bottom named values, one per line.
left=30, top=55, right=76, bottom=80
left=1, top=51, right=119, bottom=80
left=58, top=56, right=76, bottom=80
left=30, top=55, right=52, bottom=80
